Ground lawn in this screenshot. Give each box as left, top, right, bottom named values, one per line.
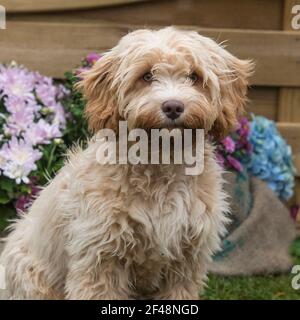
left=203, top=239, right=300, bottom=300
left=204, top=269, right=300, bottom=300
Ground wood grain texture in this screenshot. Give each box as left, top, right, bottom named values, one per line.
left=277, top=123, right=300, bottom=154
left=277, top=122, right=300, bottom=178
left=2, top=0, right=147, bottom=13
left=1, top=21, right=300, bottom=86
left=247, top=87, right=278, bottom=120
left=278, top=0, right=300, bottom=207
left=7, top=0, right=282, bottom=30
left=278, top=88, right=300, bottom=121
left=278, top=0, right=300, bottom=122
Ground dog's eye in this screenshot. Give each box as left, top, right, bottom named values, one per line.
left=143, top=72, right=153, bottom=82
left=188, top=72, right=199, bottom=84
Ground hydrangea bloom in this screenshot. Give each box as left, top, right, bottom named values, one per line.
left=216, top=115, right=295, bottom=201
left=247, top=116, right=295, bottom=200
left=0, top=63, right=69, bottom=187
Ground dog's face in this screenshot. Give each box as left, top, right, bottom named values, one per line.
left=79, top=27, right=253, bottom=138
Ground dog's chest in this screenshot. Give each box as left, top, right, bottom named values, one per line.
left=125, top=167, right=199, bottom=262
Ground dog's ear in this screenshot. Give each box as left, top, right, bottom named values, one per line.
left=76, top=52, right=120, bottom=133
left=209, top=49, right=254, bottom=139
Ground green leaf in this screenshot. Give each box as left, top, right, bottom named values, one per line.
left=0, top=205, right=16, bottom=232
left=0, top=177, right=14, bottom=193
left=0, top=192, right=10, bottom=204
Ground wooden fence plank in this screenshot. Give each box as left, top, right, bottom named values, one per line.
left=278, top=0, right=300, bottom=122
left=1, top=21, right=300, bottom=87
left=247, top=87, right=278, bottom=120
left=2, top=0, right=147, bottom=13
left=277, top=123, right=300, bottom=178
left=278, top=0, right=300, bottom=209
left=278, top=89, right=300, bottom=121
left=7, top=0, right=282, bottom=31
left=277, top=123, right=300, bottom=154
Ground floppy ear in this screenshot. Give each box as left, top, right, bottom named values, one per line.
left=76, top=52, right=120, bottom=133
left=209, top=51, right=254, bottom=139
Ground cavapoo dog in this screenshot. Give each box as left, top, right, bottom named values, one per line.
left=0, top=27, right=252, bottom=299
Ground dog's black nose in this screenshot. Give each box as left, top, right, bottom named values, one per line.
left=162, top=100, right=184, bottom=120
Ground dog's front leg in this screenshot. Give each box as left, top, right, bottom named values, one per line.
left=154, top=261, right=206, bottom=300
left=64, top=217, right=134, bottom=300
left=65, top=260, right=132, bottom=300
left=155, top=282, right=200, bottom=300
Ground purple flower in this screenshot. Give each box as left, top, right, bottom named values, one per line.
left=5, top=108, right=34, bottom=135
left=0, top=65, right=35, bottom=102
left=49, top=102, right=66, bottom=128
left=237, top=117, right=250, bottom=136
left=35, top=81, right=57, bottom=106
left=227, top=155, right=243, bottom=172
left=86, top=53, right=101, bottom=65
left=0, top=137, right=42, bottom=184
left=221, top=136, right=236, bottom=153
left=25, top=119, right=62, bottom=145
left=4, top=96, right=27, bottom=114
left=15, top=177, right=41, bottom=214
left=56, top=84, right=70, bottom=100
left=0, top=62, right=70, bottom=206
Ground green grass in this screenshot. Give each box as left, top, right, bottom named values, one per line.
left=204, top=270, right=300, bottom=300
left=204, top=240, right=300, bottom=300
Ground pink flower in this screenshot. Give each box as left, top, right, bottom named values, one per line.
left=0, top=65, right=35, bottom=102
left=15, top=177, right=41, bottom=214
left=4, top=96, right=26, bottom=114
left=0, top=137, right=42, bottom=184
left=221, top=136, right=236, bottom=153
left=56, top=84, right=70, bottom=100
left=25, top=119, right=62, bottom=145
left=227, top=155, right=243, bottom=172
left=5, top=108, right=34, bottom=135
left=237, top=117, right=250, bottom=138
left=35, top=82, right=57, bottom=106
left=49, top=102, right=66, bottom=128
left=86, top=53, right=101, bottom=65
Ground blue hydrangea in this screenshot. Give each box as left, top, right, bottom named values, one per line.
left=247, top=116, right=295, bottom=200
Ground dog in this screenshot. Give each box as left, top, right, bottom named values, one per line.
left=0, top=27, right=253, bottom=299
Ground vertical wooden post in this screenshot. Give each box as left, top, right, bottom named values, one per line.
left=278, top=0, right=300, bottom=122
left=279, top=0, right=300, bottom=220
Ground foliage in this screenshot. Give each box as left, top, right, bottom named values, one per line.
left=0, top=54, right=100, bottom=214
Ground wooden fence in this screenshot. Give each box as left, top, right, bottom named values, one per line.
left=1, top=0, right=300, bottom=208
